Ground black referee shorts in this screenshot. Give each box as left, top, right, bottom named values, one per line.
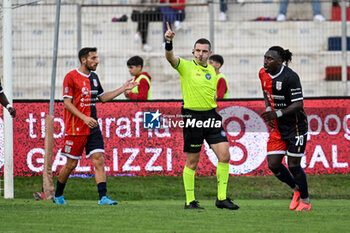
left=182, top=107, right=228, bottom=153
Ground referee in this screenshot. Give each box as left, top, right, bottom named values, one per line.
left=164, top=22, right=239, bottom=210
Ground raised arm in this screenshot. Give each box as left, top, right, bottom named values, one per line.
left=164, top=22, right=179, bottom=68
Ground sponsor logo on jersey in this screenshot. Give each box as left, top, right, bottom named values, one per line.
left=271, top=95, right=285, bottom=100
left=81, top=87, right=89, bottom=97
left=276, top=81, right=282, bottom=91
left=66, top=140, right=74, bottom=146
left=93, top=79, right=98, bottom=87
left=64, top=145, right=71, bottom=153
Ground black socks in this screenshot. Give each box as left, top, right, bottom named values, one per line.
left=289, top=165, right=309, bottom=199
left=270, top=164, right=296, bottom=189
left=97, top=182, right=107, bottom=200
left=54, top=180, right=66, bottom=197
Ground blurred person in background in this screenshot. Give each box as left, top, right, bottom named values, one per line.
left=219, top=0, right=245, bottom=21
left=209, top=54, right=229, bottom=99
left=219, top=0, right=228, bottom=21
left=160, top=0, right=186, bottom=43
left=277, top=0, right=325, bottom=21
left=131, top=0, right=162, bottom=52
left=124, top=55, right=152, bottom=100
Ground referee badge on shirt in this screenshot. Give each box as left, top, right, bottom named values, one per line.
left=221, top=130, right=226, bottom=137
left=93, top=79, right=98, bottom=87
left=276, top=81, right=282, bottom=91
left=205, top=74, right=211, bottom=80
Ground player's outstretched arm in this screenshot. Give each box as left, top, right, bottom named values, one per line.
left=164, top=22, right=179, bottom=68
left=99, top=79, right=139, bottom=103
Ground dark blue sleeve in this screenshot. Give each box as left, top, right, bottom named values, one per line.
left=96, top=75, right=104, bottom=96
left=288, top=72, right=303, bottom=103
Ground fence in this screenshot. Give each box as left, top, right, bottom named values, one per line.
left=1, top=0, right=349, bottom=100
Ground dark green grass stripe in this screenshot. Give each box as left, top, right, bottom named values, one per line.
left=12, top=174, right=350, bottom=200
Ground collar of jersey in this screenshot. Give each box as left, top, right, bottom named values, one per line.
left=192, top=59, right=208, bottom=68
left=268, top=65, right=284, bottom=79
left=76, top=68, right=91, bottom=78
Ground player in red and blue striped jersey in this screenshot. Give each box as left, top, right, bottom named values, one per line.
left=53, top=47, right=138, bottom=205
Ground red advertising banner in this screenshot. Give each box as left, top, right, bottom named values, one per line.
left=0, top=99, right=349, bottom=177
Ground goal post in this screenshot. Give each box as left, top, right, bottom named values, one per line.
left=2, top=0, right=14, bottom=199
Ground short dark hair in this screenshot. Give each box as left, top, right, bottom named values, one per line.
left=268, top=46, right=292, bottom=66
left=127, top=56, right=144, bottom=68
left=209, top=54, right=224, bottom=67
left=78, top=47, right=97, bottom=64
left=194, top=38, right=211, bottom=51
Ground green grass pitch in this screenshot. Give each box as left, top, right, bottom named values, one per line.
left=0, top=175, right=349, bottom=232
left=1, top=199, right=349, bottom=233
